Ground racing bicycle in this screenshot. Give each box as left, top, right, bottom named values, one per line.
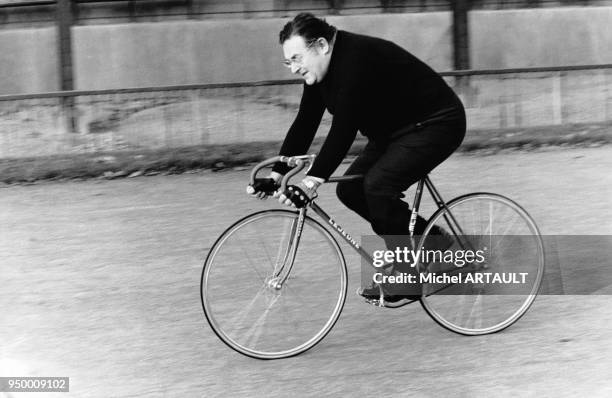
left=200, top=155, right=545, bottom=359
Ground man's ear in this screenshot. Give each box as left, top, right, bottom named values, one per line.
left=316, top=37, right=331, bottom=54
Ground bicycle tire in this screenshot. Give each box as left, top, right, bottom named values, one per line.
left=201, top=209, right=348, bottom=359
left=417, top=193, right=545, bottom=335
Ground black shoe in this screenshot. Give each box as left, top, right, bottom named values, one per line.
left=359, top=284, right=382, bottom=300
left=358, top=281, right=422, bottom=303
left=383, top=293, right=422, bottom=303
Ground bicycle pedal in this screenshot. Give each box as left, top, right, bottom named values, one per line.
left=364, top=298, right=385, bottom=307
left=363, top=297, right=416, bottom=308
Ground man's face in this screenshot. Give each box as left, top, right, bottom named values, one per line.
left=282, top=35, right=330, bottom=85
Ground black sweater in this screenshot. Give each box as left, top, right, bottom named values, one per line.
left=273, top=30, right=461, bottom=179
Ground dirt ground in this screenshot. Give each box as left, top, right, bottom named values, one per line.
left=1, top=146, right=611, bottom=397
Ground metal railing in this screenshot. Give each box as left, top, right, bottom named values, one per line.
left=0, top=63, right=610, bottom=159
left=1, top=64, right=610, bottom=101
left=1, top=0, right=611, bottom=23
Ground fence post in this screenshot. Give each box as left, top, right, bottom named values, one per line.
left=190, top=89, right=208, bottom=145
left=452, top=0, right=475, bottom=106
left=606, top=69, right=611, bottom=122
left=452, top=0, right=470, bottom=72
left=551, top=71, right=563, bottom=125
left=57, top=0, right=77, bottom=134
left=186, top=0, right=196, bottom=19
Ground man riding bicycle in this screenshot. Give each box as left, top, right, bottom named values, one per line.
left=247, top=13, right=466, bottom=303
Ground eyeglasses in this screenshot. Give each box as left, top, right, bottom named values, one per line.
left=282, top=41, right=317, bottom=68
left=282, top=54, right=305, bottom=68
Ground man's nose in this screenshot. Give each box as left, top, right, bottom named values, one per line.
left=290, top=64, right=300, bottom=74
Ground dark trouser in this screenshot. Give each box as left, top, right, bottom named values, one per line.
left=336, top=107, right=466, bottom=277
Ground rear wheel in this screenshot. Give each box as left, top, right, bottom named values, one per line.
left=418, top=193, right=545, bottom=335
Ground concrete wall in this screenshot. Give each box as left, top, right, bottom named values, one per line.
left=0, top=27, right=59, bottom=94
left=72, top=12, right=452, bottom=90
left=470, top=7, right=612, bottom=68
left=0, top=7, right=611, bottom=94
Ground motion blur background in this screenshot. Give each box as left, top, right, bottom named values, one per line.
left=2, top=3, right=612, bottom=396
left=0, top=0, right=611, bottom=166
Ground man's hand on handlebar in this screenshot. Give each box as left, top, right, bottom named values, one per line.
left=246, top=172, right=282, bottom=199
left=247, top=156, right=323, bottom=207
left=278, top=176, right=324, bottom=208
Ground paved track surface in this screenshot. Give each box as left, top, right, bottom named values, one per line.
left=1, top=147, right=611, bottom=397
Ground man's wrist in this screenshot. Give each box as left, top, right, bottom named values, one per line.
left=269, top=171, right=283, bottom=184
left=302, top=176, right=324, bottom=190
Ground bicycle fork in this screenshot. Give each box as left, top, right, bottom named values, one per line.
left=266, top=208, right=307, bottom=290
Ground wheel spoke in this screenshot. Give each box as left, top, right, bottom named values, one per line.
left=225, top=285, right=270, bottom=340
left=235, top=230, right=269, bottom=284
left=239, top=294, right=282, bottom=350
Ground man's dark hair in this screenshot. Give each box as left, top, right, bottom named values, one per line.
left=279, top=13, right=337, bottom=45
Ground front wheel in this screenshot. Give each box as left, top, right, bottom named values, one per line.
left=418, top=193, right=545, bottom=335
left=201, top=209, right=347, bottom=359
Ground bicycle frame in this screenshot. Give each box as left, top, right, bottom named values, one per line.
left=284, top=174, right=468, bottom=273
left=256, top=155, right=475, bottom=288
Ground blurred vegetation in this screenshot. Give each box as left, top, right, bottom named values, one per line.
left=0, top=121, right=610, bottom=184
